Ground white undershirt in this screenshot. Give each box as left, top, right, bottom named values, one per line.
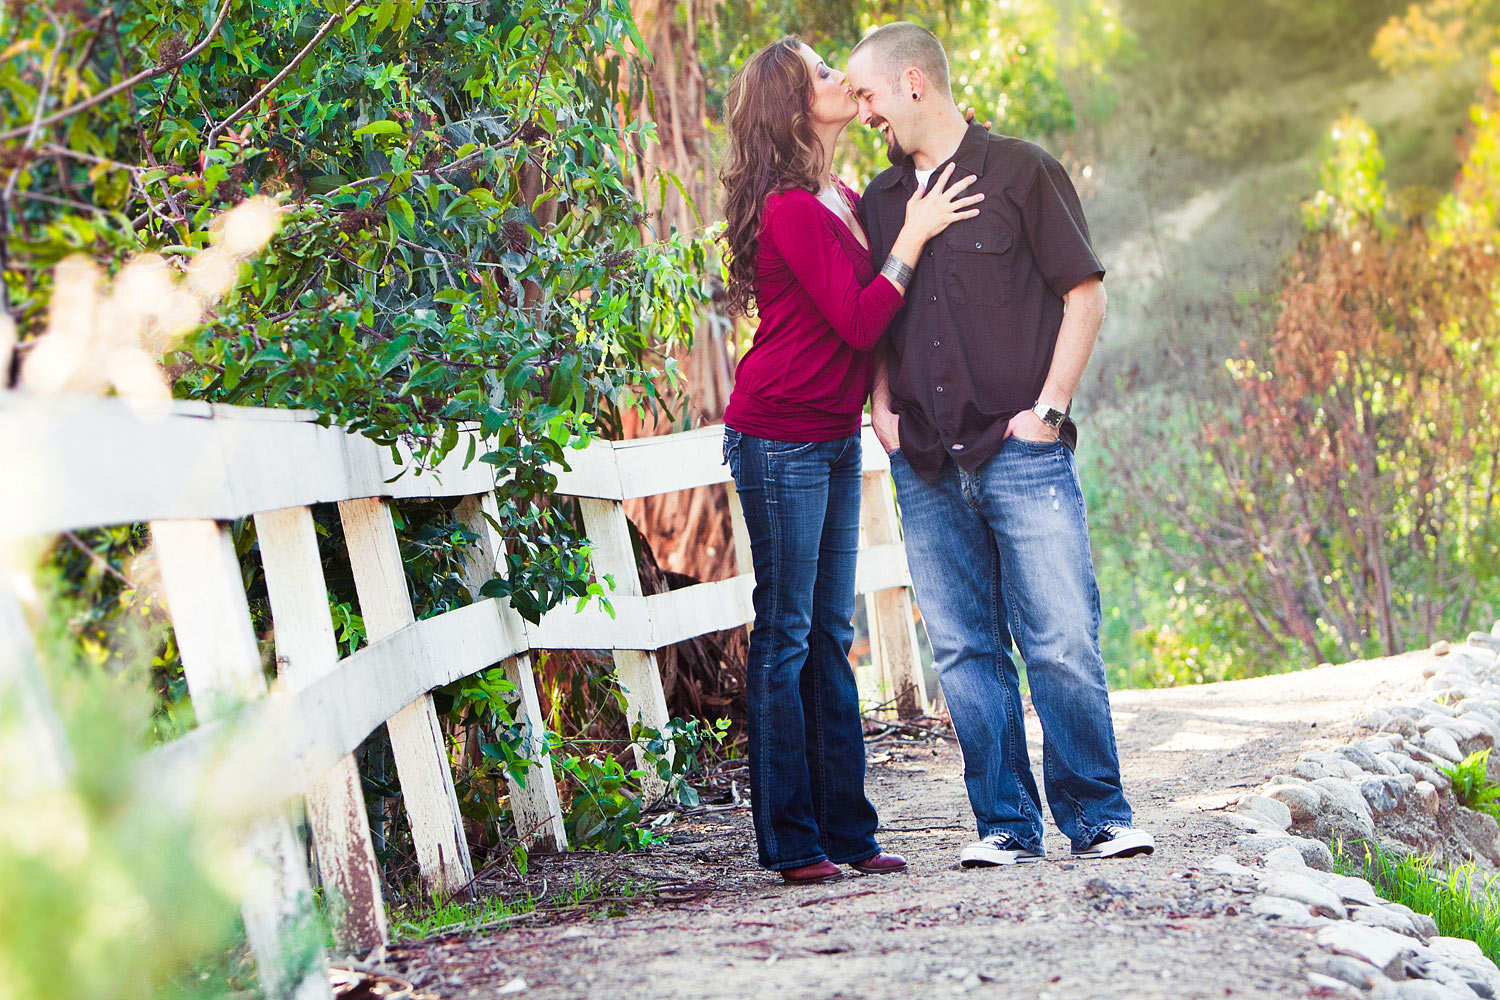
left=914, top=167, right=936, bottom=193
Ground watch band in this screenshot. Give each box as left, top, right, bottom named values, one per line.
left=1031, top=401, right=1066, bottom=429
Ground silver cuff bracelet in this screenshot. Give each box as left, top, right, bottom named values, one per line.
left=880, top=254, right=915, bottom=289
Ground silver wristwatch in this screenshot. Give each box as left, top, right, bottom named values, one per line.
left=1031, top=401, right=1067, bottom=429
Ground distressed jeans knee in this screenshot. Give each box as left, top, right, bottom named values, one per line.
left=892, top=441, right=1133, bottom=851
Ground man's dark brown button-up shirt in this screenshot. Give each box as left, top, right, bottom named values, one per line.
left=860, top=123, right=1105, bottom=483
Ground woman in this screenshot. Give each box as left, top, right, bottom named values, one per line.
left=719, top=36, right=982, bottom=884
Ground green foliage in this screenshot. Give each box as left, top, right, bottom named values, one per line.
left=1442, top=749, right=1500, bottom=820
left=389, top=871, right=652, bottom=939
left=0, top=597, right=243, bottom=1000
left=390, top=891, right=536, bottom=940
left=1303, top=115, right=1392, bottom=236
left=1111, top=0, right=1408, bottom=176
left=1101, top=57, right=1500, bottom=674
left=3, top=0, right=729, bottom=861
left=1086, top=416, right=1305, bottom=688
left=444, top=665, right=535, bottom=840
left=554, top=751, right=658, bottom=851
left=1334, top=837, right=1500, bottom=963
left=705, top=0, right=1127, bottom=166
left=2, top=0, right=712, bottom=625
left=1372, top=0, right=1500, bottom=74
left=635, top=715, right=733, bottom=808
left=554, top=715, right=729, bottom=851
left=1118, top=0, right=1406, bottom=97
left=1436, top=49, right=1500, bottom=240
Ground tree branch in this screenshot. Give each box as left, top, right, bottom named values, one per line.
left=0, top=0, right=234, bottom=143
left=12, top=189, right=108, bottom=214
left=203, top=1, right=356, bottom=152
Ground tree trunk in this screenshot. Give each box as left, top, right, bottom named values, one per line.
left=617, top=0, right=740, bottom=586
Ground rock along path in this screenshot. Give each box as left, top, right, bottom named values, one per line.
left=390, top=650, right=1461, bottom=1000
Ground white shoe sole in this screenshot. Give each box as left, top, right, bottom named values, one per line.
left=1072, top=830, right=1155, bottom=859
left=959, top=845, right=1046, bottom=868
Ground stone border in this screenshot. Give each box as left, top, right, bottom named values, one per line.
left=1222, top=626, right=1500, bottom=998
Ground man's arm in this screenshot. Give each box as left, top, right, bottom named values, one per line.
left=871, top=349, right=900, bottom=453
left=863, top=185, right=902, bottom=454
left=1006, top=276, right=1107, bottom=442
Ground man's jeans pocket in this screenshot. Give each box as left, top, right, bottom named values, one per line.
left=1007, top=434, right=1064, bottom=452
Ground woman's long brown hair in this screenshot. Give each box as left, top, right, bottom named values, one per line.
left=720, top=36, right=826, bottom=317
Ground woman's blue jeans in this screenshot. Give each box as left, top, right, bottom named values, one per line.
left=724, top=428, right=882, bottom=870
left=888, top=436, right=1133, bottom=854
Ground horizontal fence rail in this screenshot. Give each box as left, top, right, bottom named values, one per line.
left=0, top=390, right=926, bottom=999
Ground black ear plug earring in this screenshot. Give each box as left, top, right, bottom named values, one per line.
left=912, top=92, right=921, bottom=101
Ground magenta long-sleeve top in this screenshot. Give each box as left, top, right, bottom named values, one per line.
left=723, top=182, right=905, bottom=442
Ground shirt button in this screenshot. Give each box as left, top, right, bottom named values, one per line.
left=951, top=443, right=965, bottom=451
left=975, top=242, right=983, bottom=249
left=932, top=340, right=940, bottom=347
left=935, top=386, right=944, bottom=393
left=930, top=294, right=937, bottom=301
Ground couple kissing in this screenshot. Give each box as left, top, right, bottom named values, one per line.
left=718, top=22, right=1153, bottom=884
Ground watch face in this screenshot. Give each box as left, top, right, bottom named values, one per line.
left=1034, top=403, right=1065, bottom=428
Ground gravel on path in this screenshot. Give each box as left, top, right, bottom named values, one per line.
left=384, top=651, right=1444, bottom=1000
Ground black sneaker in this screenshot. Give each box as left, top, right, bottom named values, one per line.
left=1072, top=825, right=1155, bottom=859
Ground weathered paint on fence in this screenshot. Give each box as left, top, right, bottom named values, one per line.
left=0, top=391, right=922, bottom=999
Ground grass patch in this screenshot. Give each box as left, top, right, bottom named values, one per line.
left=390, top=893, right=537, bottom=940
left=1443, top=749, right=1500, bottom=822
left=388, top=873, right=655, bottom=940
left=1332, top=838, right=1500, bottom=963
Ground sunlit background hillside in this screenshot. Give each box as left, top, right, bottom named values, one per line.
left=693, top=0, right=1500, bottom=686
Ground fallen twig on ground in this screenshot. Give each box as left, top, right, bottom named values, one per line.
left=862, top=714, right=955, bottom=742
left=794, top=889, right=878, bottom=908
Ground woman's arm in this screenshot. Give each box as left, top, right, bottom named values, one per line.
left=770, top=169, right=982, bottom=351
left=769, top=192, right=904, bottom=351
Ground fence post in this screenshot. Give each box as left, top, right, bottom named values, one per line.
left=577, top=496, right=671, bottom=794
left=0, top=573, right=73, bottom=790
left=150, top=519, right=329, bottom=1000
left=454, top=493, right=569, bottom=853
left=724, top=474, right=757, bottom=678
left=723, top=481, right=754, bottom=580
left=859, top=471, right=927, bottom=719
left=337, top=497, right=474, bottom=898
left=254, top=505, right=389, bottom=954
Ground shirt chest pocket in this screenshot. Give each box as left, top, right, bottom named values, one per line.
left=944, top=222, right=1014, bottom=306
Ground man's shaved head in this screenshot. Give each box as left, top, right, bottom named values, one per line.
left=849, top=21, right=950, bottom=100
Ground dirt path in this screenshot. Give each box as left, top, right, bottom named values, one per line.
left=388, top=651, right=1444, bottom=1000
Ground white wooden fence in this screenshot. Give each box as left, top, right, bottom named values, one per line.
left=0, top=391, right=925, bottom=998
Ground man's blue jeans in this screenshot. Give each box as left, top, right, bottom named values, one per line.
left=888, top=436, right=1132, bottom=853
left=724, top=428, right=881, bottom=870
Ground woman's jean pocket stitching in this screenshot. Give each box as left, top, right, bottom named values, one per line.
left=722, top=428, right=741, bottom=480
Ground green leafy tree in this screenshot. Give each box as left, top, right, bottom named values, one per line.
left=1, top=0, right=712, bottom=624
left=705, top=0, right=1127, bottom=168
left=1, top=0, right=722, bottom=855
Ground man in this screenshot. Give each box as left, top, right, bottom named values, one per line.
left=845, top=22, right=1153, bottom=867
